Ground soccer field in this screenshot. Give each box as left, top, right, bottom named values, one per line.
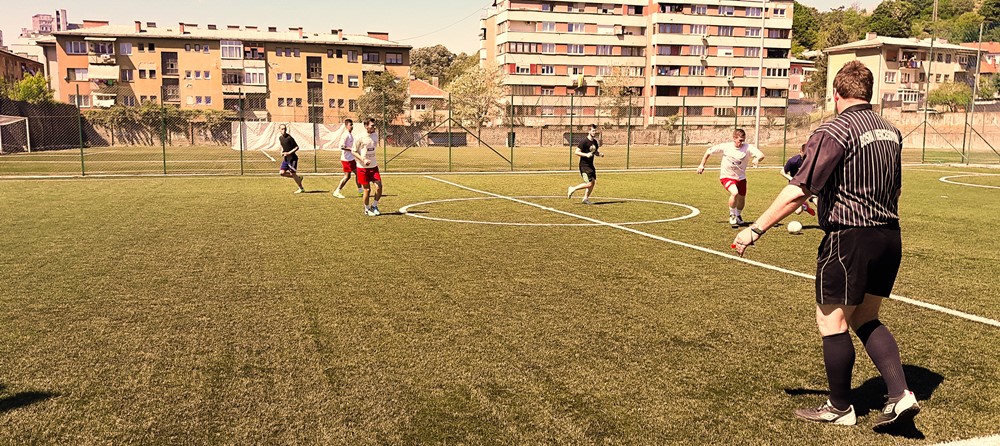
left=1, top=166, right=999, bottom=444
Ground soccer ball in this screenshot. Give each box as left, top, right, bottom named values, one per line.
left=787, top=221, right=803, bottom=234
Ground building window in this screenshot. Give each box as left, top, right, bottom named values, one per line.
left=542, top=43, right=555, bottom=54
left=568, top=23, right=585, bottom=33
left=195, top=71, right=202, bottom=79
left=68, top=68, right=88, bottom=81
left=885, top=71, right=897, bottom=83
left=348, top=75, right=359, bottom=87
left=120, top=96, right=136, bottom=106
left=773, top=8, right=786, bottom=17
left=542, top=3, right=553, bottom=11
left=347, top=50, right=358, bottom=62
left=690, top=66, right=706, bottom=76
left=68, top=94, right=91, bottom=107
left=276, top=48, right=283, bottom=57
left=516, top=65, right=530, bottom=74
left=541, top=88, right=554, bottom=96
left=935, top=73, right=942, bottom=82
left=690, top=45, right=706, bottom=56
left=597, top=66, right=612, bottom=76
left=765, top=68, right=789, bottom=77
left=294, top=73, right=302, bottom=82
left=121, top=69, right=133, bottom=82
left=741, top=106, right=757, bottom=116
left=691, top=24, right=707, bottom=35
left=746, top=28, right=761, bottom=38
left=205, top=96, right=212, bottom=105
left=185, top=70, right=192, bottom=79
left=221, top=40, right=242, bottom=59
left=542, top=107, right=555, bottom=116
left=540, top=22, right=556, bottom=32
left=328, top=74, right=335, bottom=83
left=746, top=47, right=761, bottom=57
left=386, top=53, right=402, bottom=64
left=185, top=44, right=192, bottom=52
left=329, top=98, right=337, bottom=108
left=196, top=96, right=203, bottom=105
left=688, top=87, right=705, bottom=96
left=509, top=42, right=539, bottom=53
left=187, top=96, right=195, bottom=105
left=568, top=44, right=584, bottom=54
left=747, top=7, right=762, bottom=17
left=138, top=43, right=145, bottom=51
left=363, top=52, right=380, bottom=63
left=414, top=103, right=427, bottom=111
left=337, top=75, right=344, bottom=84
left=278, top=98, right=285, bottom=107
left=718, top=66, right=735, bottom=77
left=119, top=43, right=132, bottom=55
left=138, top=70, right=147, bottom=79
left=622, top=46, right=643, bottom=57
left=718, top=86, right=731, bottom=96
left=569, top=66, right=584, bottom=75
left=659, top=24, right=684, bottom=34
left=349, top=100, right=357, bottom=111
left=65, top=41, right=86, bottom=54
left=720, top=6, right=734, bottom=15
left=541, top=65, right=554, bottom=74
left=148, top=43, right=155, bottom=51
left=718, top=26, right=734, bottom=37
left=203, top=45, right=209, bottom=53
left=245, top=69, right=265, bottom=85
left=149, top=69, right=156, bottom=79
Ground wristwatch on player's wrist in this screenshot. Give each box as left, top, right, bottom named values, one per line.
left=750, top=225, right=766, bottom=236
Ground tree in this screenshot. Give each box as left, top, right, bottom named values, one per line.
left=793, top=2, right=820, bottom=52
left=442, top=52, right=479, bottom=88
left=3, top=73, right=54, bottom=104
left=597, top=67, right=636, bottom=125
left=980, top=0, right=1000, bottom=22
left=927, top=81, right=972, bottom=111
left=356, top=71, right=408, bottom=124
left=976, top=75, right=997, bottom=100
left=803, top=55, right=828, bottom=107
left=410, top=45, right=455, bottom=82
left=446, top=65, right=505, bottom=142
left=869, top=0, right=917, bottom=38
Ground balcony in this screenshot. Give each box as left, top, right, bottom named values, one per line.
left=88, top=54, right=117, bottom=65
left=162, top=86, right=180, bottom=103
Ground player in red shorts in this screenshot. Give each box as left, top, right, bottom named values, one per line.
left=351, top=118, right=383, bottom=216
left=696, top=128, right=764, bottom=227
left=333, top=119, right=362, bottom=198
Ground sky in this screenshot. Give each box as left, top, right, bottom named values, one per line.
left=2, top=0, right=886, bottom=54
left=0, top=0, right=493, bottom=54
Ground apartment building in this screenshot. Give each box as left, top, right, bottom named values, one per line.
left=825, top=33, right=979, bottom=111
left=0, top=47, right=44, bottom=85
left=480, top=0, right=794, bottom=126
left=788, top=58, right=814, bottom=100
left=52, top=21, right=410, bottom=122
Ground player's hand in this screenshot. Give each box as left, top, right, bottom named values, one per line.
left=696, top=165, right=705, bottom=174
left=731, top=228, right=759, bottom=256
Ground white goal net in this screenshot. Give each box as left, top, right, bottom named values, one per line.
left=0, top=115, right=31, bottom=155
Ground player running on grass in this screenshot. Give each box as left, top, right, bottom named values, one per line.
left=567, top=124, right=603, bottom=204
left=278, top=124, right=305, bottom=193
left=352, top=118, right=383, bottom=216
left=696, top=128, right=764, bottom=227
left=782, top=144, right=816, bottom=216
left=332, top=119, right=363, bottom=199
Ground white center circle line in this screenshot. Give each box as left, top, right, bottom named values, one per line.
left=939, top=174, right=1000, bottom=190
left=400, top=195, right=700, bottom=227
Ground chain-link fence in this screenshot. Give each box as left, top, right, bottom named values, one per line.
left=3, top=89, right=1000, bottom=177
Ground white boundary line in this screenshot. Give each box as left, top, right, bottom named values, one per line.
left=939, top=174, right=1000, bottom=190
left=425, top=175, right=1000, bottom=329
left=400, top=195, right=699, bottom=227
left=929, top=435, right=1000, bottom=446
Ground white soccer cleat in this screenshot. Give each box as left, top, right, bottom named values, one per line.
left=333, top=190, right=345, bottom=198
left=294, top=188, right=305, bottom=194
left=873, top=390, right=921, bottom=431
left=728, top=214, right=738, bottom=226
left=794, top=400, right=857, bottom=426
left=582, top=198, right=592, bottom=205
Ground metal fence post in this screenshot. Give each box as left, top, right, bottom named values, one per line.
left=160, top=86, right=167, bottom=175
left=239, top=89, right=244, bottom=175
left=313, top=121, right=318, bottom=173
left=626, top=94, right=632, bottom=169
left=734, top=95, right=739, bottom=130
left=448, top=93, right=452, bottom=172
left=569, top=94, right=574, bottom=170
left=76, top=84, right=85, bottom=176
left=680, top=96, right=686, bottom=168
left=510, top=93, right=515, bottom=171
left=922, top=35, right=936, bottom=163
left=782, top=96, right=789, bottom=164
left=381, top=90, right=387, bottom=170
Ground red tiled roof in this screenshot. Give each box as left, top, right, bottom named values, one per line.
left=409, top=79, right=446, bottom=99
left=959, top=42, right=1000, bottom=54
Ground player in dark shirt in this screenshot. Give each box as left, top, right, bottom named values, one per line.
left=782, top=145, right=815, bottom=216
left=566, top=124, right=603, bottom=204
left=732, top=61, right=918, bottom=431
left=278, top=124, right=305, bottom=193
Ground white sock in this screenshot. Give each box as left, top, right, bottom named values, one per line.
left=729, top=207, right=737, bottom=215
left=334, top=188, right=341, bottom=193
left=373, top=200, right=379, bottom=207
left=735, top=209, right=742, bottom=217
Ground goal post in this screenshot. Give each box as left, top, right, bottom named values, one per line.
left=0, top=115, right=31, bottom=154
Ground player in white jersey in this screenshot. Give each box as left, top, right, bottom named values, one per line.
left=333, top=119, right=363, bottom=198
left=352, top=118, right=383, bottom=216
left=696, top=128, right=765, bottom=227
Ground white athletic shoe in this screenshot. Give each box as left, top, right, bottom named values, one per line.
left=735, top=215, right=745, bottom=226
left=728, top=214, right=738, bottom=226
left=371, top=205, right=381, bottom=216
left=363, top=207, right=373, bottom=216
left=582, top=198, right=592, bottom=204
left=333, top=190, right=345, bottom=198
left=794, top=400, right=857, bottom=426
left=294, top=188, right=305, bottom=194
left=873, top=390, right=921, bottom=431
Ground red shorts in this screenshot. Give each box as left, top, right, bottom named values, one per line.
left=341, top=160, right=357, bottom=173
left=357, top=166, right=381, bottom=185
left=720, top=178, right=747, bottom=196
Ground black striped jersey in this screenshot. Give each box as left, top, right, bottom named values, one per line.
left=790, top=103, right=902, bottom=229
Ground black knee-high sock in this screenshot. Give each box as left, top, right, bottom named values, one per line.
left=823, top=332, right=856, bottom=410
left=856, top=319, right=908, bottom=398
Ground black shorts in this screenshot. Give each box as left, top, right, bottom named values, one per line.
left=815, top=225, right=901, bottom=306
left=580, top=170, right=596, bottom=183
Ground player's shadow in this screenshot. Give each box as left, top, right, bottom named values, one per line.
left=589, top=200, right=627, bottom=206
left=784, top=364, right=942, bottom=439
left=0, top=384, right=58, bottom=413
left=303, top=190, right=328, bottom=194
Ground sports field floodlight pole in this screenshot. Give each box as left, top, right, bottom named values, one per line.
left=77, top=84, right=85, bottom=176
left=964, top=21, right=986, bottom=165
left=753, top=0, right=767, bottom=148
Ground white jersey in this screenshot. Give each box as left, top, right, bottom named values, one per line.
left=339, top=133, right=355, bottom=161
left=355, top=133, right=378, bottom=168
left=706, top=142, right=764, bottom=180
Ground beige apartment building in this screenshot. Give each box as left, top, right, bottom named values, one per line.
left=52, top=21, right=410, bottom=123
left=825, top=33, right=979, bottom=111
left=480, top=0, right=794, bottom=126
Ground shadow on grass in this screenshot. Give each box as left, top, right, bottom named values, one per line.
left=302, top=190, right=329, bottom=194
left=589, top=200, right=627, bottom=206
left=784, top=364, right=942, bottom=439
left=0, top=389, right=58, bottom=413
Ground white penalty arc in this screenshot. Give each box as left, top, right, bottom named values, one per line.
left=939, top=174, right=1000, bottom=190
left=399, top=195, right=700, bottom=227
